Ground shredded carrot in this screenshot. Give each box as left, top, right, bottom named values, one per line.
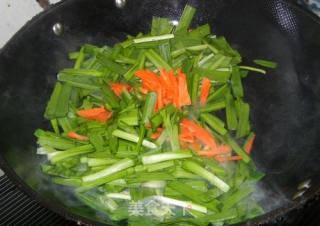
left=67, top=131, right=89, bottom=141
left=77, top=107, right=112, bottom=123
left=177, top=69, right=191, bottom=107
left=198, top=131, right=216, bottom=148
left=135, top=70, right=160, bottom=91
left=168, top=70, right=179, bottom=108
left=136, top=68, right=192, bottom=111
left=179, top=126, right=195, bottom=144
left=219, top=145, right=232, bottom=153
left=198, top=146, right=223, bottom=156
left=179, top=126, right=193, bottom=138
left=180, top=119, right=218, bottom=151
left=159, top=69, right=173, bottom=101
left=151, top=128, right=163, bottom=140
left=180, top=119, right=197, bottom=133
left=198, top=150, right=216, bottom=158
left=215, top=155, right=243, bottom=162
left=94, top=111, right=113, bottom=123
left=244, top=133, right=256, bottom=154
left=179, top=119, right=234, bottom=158
left=179, top=133, right=195, bottom=143
left=191, top=142, right=202, bottom=152
left=110, top=82, right=132, bottom=96
left=77, top=107, right=105, bottom=117
left=163, top=96, right=171, bottom=106
left=156, top=87, right=164, bottom=111
left=200, top=77, right=211, bottom=105
left=180, top=141, right=189, bottom=149
left=151, top=131, right=161, bottom=140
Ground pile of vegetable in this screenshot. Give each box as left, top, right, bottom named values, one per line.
left=35, top=5, right=277, bottom=226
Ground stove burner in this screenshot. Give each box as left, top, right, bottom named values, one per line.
left=0, top=174, right=74, bottom=225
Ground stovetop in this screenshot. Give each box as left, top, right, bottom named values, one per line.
left=0, top=173, right=74, bottom=226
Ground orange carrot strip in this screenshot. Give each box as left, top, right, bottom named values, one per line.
left=135, top=69, right=159, bottom=81
left=77, top=107, right=112, bottom=123
left=180, top=119, right=218, bottom=151
left=159, top=69, right=172, bottom=96
left=165, top=69, right=176, bottom=101
left=215, top=155, right=243, bottom=162
left=177, top=69, right=191, bottom=107
left=136, top=68, right=191, bottom=110
left=219, top=145, right=232, bottom=153
left=191, top=142, right=202, bottom=152
left=200, top=77, right=212, bottom=105
left=179, top=126, right=195, bottom=142
left=151, top=131, right=161, bottom=140
left=67, top=131, right=89, bottom=141
left=110, top=82, right=132, bottom=97
left=195, top=129, right=218, bottom=150
left=151, top=128, right=164, bottom=140
left=166, top=70, right=178, bottom=108
left=163, top=97, right=171, bottom=105
left=198, top=151, right=217, bottom=158
left=77, top=107, right=105, bottom=117
left=180, top=119, right=197, bottom=133
left=198, top=146, right=222, bottom=156
left=94, top=111, right=113, bottom=123
left=140, top=79, right=158, bottom=91
left=180, top=141, right=189, bottom=149
left=156, top=87, right=164, bottom=110
left=179, top=133, right=195, bottom=143
left=180, top=126, right=193, bottom=136
left=135, top=70, right=160, bottom=91
left=159, top=70, right=174, bottom=107
left=244, top=133, right=256, bottom=154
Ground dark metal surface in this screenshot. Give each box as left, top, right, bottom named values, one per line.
left=0, top=0, right=320, bottom=225
left=0, top=174, right=73, bottom=225
left=1, top=172, right=320, bottom=226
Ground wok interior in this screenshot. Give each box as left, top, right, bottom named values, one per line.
left=0, top=0, right=320, bottom=224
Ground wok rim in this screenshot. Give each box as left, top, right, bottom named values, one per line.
left=0, top=0, right=319, bottom=225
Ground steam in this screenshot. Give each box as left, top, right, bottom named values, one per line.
left=253, top=181, right=291, bottom=214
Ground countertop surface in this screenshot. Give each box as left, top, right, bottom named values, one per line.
left=0, top=0, right=61, bottom=47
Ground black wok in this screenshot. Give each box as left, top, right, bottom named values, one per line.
left=0, top=0, right=319, bottom=225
